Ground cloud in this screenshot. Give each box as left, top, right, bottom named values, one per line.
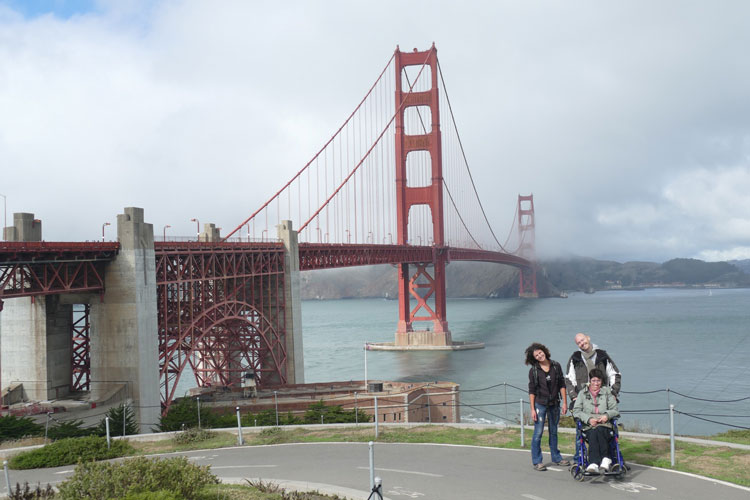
left=1, top=1, right=750, bottom=263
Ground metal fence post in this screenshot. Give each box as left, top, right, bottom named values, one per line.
left=236, top=406, right=244, bottom=445
left=45, top=412, right=51, bottom=444
left=123, top=403, right=127, bottom=437
left=374, top=396, right=379, bottom=439
left=105, top=416, right=111, bottom=449
left=519, top=399, right=525, bottom=448
left=504, top=382, right=508, bottom=421
left=669, top=404, right=675, bottom=467
left=368, top=441, right=375, bottom=491
left=3, top=460, right=10, bottom=497
left=355, top=392, right=358, bottom=425
left=426, top=392, right=431, bottom=424
left=197, top=396, right=201, bottom=429
left=274, top=390, right=279, bottom=426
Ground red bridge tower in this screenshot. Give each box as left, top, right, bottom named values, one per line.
left=517, top=194, right=538, bottom=298
left=393, top=44, right=451, bottom=346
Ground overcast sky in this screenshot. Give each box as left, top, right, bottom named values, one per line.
left=1, top=0, right=749, bottom=263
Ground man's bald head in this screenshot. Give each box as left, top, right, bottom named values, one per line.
left=575, top=333, right=592, bottom=352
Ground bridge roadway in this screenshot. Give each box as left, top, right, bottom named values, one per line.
left=8, top=440, right=748, bottom=499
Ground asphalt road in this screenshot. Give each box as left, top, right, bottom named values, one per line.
left=6, top=442, right=749, bottom=500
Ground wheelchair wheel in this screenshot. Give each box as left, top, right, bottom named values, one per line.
left=570, top=465, right=585, bottom=482
left=610, top=463, right=625, bottom=479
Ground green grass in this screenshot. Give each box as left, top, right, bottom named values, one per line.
left=708, top=429, right=750, bottom=446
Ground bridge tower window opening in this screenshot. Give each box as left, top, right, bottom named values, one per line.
left=405, top=150, right=432, bottom=188
left=401, top=65, right=432, bottom=93
left=404, top=106, right=432, bottom=136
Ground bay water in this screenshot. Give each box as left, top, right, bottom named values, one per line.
left=302, top=288, right=750, bottom=436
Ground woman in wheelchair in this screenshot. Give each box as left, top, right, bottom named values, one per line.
left=571, top=368, right=620, bottom=473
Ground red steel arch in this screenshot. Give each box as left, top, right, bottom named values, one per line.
left=155, top=242, right=287, bottom=412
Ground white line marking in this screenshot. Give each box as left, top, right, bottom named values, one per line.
left=357, top=466, right=443, bottom=478
left=546, top=467, right=565, bottom=472
left=54, top=470, right=73, bottom=474
left=210, top=464, right=279, bottom=469
left=522, top=494, right=549, bottom=500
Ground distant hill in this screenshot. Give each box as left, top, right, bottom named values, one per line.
left=301, top=257, right=750, bottom=300
left=729, top=259, right=750, bottom=273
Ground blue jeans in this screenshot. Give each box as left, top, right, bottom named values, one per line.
left=531, top=403, right=563, bottom=465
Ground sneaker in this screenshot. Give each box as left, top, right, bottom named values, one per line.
left=533, top=463, right=547, bottom=471
left=600, top=457, right=612, bottom=472
left=586, top=463, right=599, bottom=474
left=553, top=459, right=571, bottom=466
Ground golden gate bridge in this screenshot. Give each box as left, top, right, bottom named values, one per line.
left=0, top=45, right=537, bottom=420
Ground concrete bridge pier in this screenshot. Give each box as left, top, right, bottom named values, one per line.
left=1, top=213, right=75, bottom=401
left=89, top=207, right=160, bottom=433
left=277, top=220, right=304, bottom=384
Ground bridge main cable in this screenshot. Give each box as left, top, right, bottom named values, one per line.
left=223, top=52, right=397, bottom=241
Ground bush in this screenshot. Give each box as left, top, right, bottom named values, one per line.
left=8, top=436, right=133, bottom=469
left=242, top=409, right=301, bottom=427
left=96, top=404, right=139, bottom=437
left=47, top=419, right=97, bottom=440
left=303, top=400, right=367, bottom=424
left=172, top=427, right=216, bottom=445
left=9, top=482, right=54, bottom=499
left=57, top=456, right=218, bottom=500
left=120, top=491, right=181, bottom=500
left=0, top=415, right=43, bottom=442
left=158, top=398, right=217, bottom=432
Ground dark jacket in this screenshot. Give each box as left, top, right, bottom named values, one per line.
left=528, top=360, right=565, bottom=406
left=565, top=348, right=621, bottom=402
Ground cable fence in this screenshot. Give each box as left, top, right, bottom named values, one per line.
left=4, top=381, right=749, bottom=438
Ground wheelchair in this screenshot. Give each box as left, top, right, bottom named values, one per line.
left=569, top=418, right=627, bottom=481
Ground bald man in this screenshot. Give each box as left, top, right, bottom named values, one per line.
left=565, top=333, right=621, bottom=405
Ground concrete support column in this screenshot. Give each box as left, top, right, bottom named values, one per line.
left=198, top=223, right=221, bottom=242
left=90, top=207, right=160, bottom=433
left=3, top=213, right=42, bottom=242
left=1, top=213, right=71, bottom=401
left=277, top=220, right=304, bottom=384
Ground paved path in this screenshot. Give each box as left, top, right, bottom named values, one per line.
left=6, top=442, right=749, bottom=499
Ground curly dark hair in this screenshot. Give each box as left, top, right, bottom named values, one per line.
left=524, top=342, right=551, bottom=366
left=588, top=368, right=605, bottom=381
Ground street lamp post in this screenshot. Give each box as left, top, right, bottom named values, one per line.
left=101, top=222, right=111, bottom=242
left=190, top=218, right=199, bottom=241
left=163, top=225, right=171, bottom=242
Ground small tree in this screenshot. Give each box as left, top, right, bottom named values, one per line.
left=47, top=420, right=96, bottom=440
left=97, top=404, right=138, bottom=437
left=0, top=415, right=43, bottom=442
left=158, top=398, right=217, bottom=432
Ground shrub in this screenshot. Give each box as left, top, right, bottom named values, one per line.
left=172, top=427, right=216, bottom=445
left=158, top=398, right=217, bottom=432
left=0, top=415, right=43, bottom=442
left=120, top=491, right=181, bottom=500
left=47, top=420, right=97, bottom=440
left=57, top=456, right=218, bottom=500
left=96, top=404, right=139, bottom=437
left=303, top=400, right=367, bottom=424
left=8, top=436, right=133, bottom=469
left=9, top=482, right=55, bottom=499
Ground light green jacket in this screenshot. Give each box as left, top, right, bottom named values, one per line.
left=571, top=385, right=620, bottom=429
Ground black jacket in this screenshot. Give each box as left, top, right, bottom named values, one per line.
left=528, top=360, right=565, bottom=406
left=565, top=348, right=621, bottom=401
